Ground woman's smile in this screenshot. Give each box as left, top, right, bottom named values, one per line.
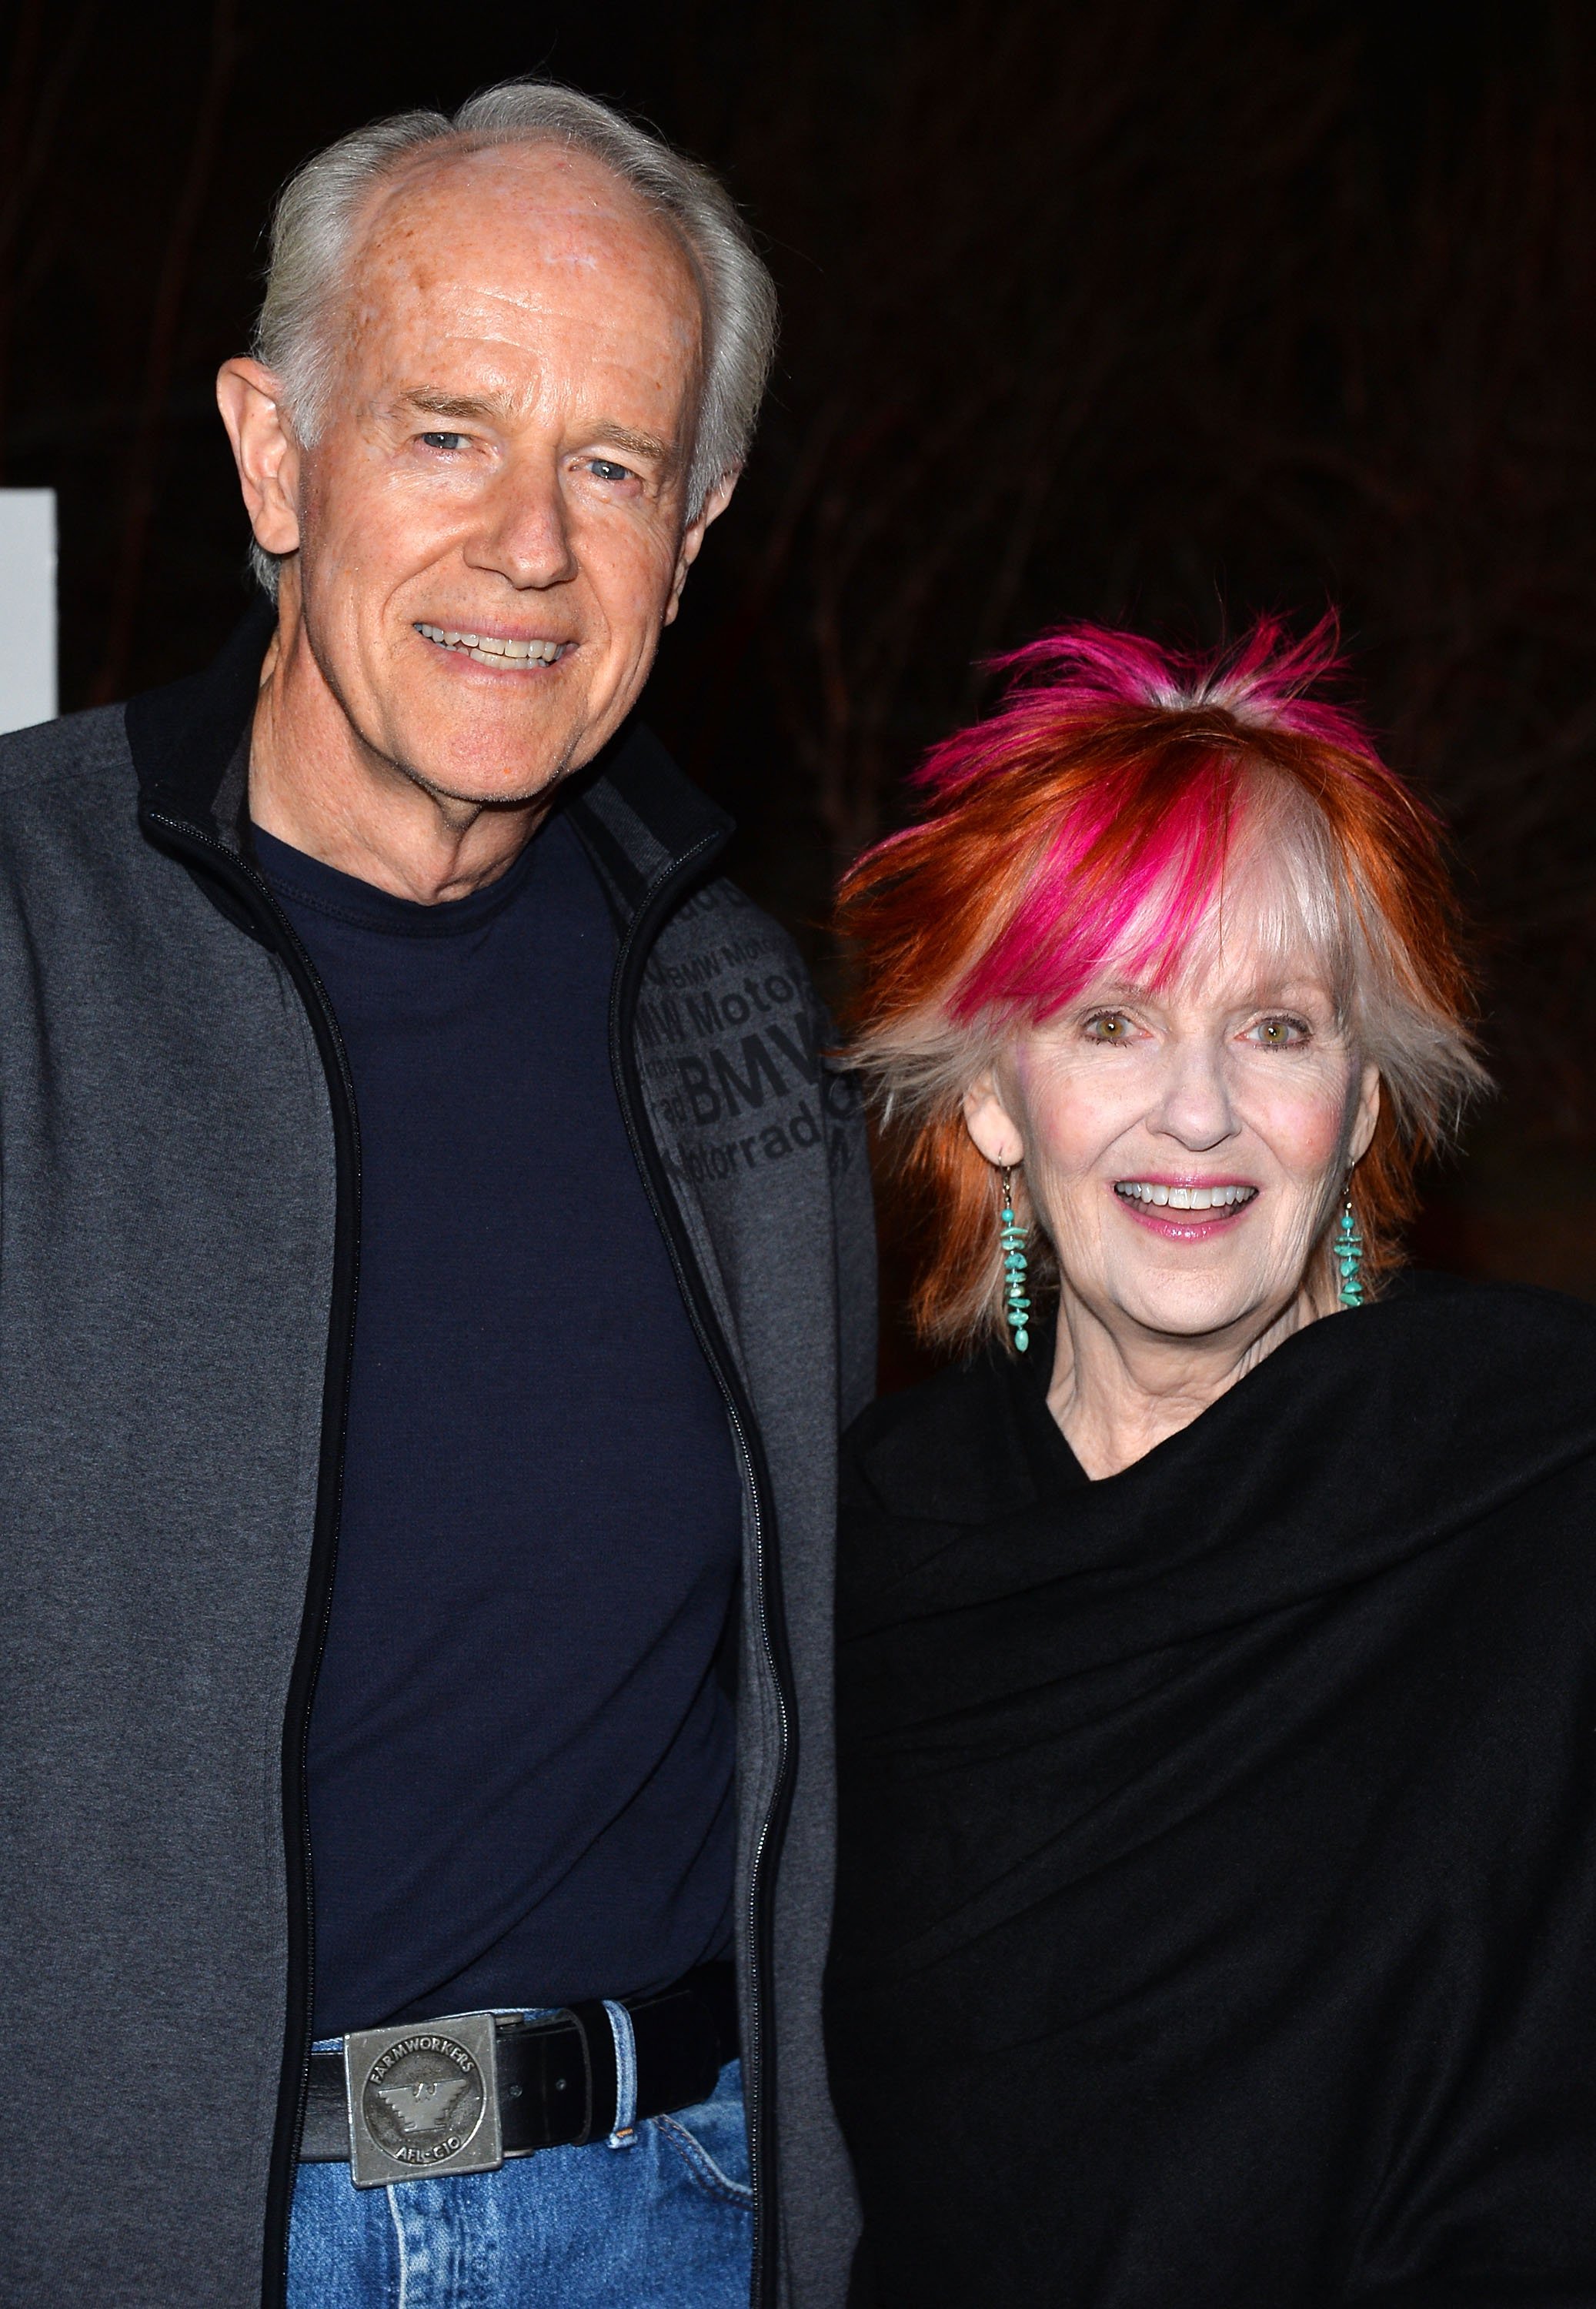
left=1111, top=1175, right=1260, bottom=1239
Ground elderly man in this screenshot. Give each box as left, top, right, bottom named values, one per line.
left=0, top=82, right=871, bottom=2309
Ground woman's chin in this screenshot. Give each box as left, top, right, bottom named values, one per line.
left=1097, top=1265, right=1280, bottom=1343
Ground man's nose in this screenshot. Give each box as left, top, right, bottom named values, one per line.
left=1148, top=1037, right=1237, bottom=1151
left=466, top=463, right=580, bottom=590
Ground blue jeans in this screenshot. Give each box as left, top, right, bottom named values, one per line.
left=288, top=2054, right=753, bottom=2307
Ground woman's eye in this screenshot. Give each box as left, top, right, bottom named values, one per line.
left=1084, top=1011, right=1136, bottom=1042
left=1248, top=1015, right=1310, bottom=1048
left=419, top=431, right=469, bottom=453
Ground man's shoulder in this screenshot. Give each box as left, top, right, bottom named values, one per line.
left=0, top=703, right=132, bottom=804
left=575, top=718, right=806, bottom=977
left=642, top=865, right=843, bottom=1091
left=651, top=868, right=812, bottom=991
left=0, top=708, right=144, bottom=901
left=580, top=720, right=870, bottom=1241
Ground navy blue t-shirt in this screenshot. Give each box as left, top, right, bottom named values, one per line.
left=253, top=808, right=741, bottom=2037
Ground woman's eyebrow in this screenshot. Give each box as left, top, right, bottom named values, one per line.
left=1228, top=977, right=1333, bottom=1003
left=1084, top=978, right=1159, bottom=1005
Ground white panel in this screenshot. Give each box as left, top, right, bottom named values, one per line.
left=0, top=490, right=57, bottom=735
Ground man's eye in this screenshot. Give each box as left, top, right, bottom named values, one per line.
left=588, top=458, right=633, bottom=483
left=419, top=431, right=469, bottom=452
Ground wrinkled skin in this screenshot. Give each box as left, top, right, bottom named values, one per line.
left=217, top=141, right=734, bottom=901
left=963, top=857, right=1381, bottom=1477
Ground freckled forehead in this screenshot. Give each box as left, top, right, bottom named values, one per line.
left=348, top=141, right=703, bottom=348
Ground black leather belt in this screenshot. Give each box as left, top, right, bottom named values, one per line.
left=300, top=1960, right=738, bottom=2183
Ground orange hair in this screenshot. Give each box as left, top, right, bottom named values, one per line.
left=836, top=620, right=1486, bottom=1352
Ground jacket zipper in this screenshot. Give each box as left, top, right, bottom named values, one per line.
left=140, top=803, right=362, bottom=2309
left=147, top=800, right=793, bottom=2309
left=603, top=834, right=796, bottom=2309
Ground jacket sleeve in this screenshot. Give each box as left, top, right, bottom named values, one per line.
left=817, top=1011, right=877, bottom=1427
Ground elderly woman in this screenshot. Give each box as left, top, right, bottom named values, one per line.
left=825, top=622, right=1596, bottom=2307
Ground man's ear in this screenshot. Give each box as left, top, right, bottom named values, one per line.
left=216, top=359, right=302, bottom=558
left=963, top=1069, right=1027, bottom=1169
left=663, top=466, right=740, bottom=626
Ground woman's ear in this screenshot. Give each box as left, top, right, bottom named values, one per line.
left=1347, top=1063, right=1381, bottom=1167
left=963, top=1069, right=1026, bottom=1168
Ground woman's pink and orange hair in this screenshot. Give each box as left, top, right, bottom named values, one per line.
left=836, top=617, right=1487, bottom=1352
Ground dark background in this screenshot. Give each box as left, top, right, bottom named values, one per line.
left=5, top=0, right=1594, bottom=1355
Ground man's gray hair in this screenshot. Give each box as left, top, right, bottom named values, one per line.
left=247, top=80, right=778, bottom=596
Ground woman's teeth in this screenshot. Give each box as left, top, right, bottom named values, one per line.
left=1115, top=1182, right=1257, bottom=1211
left=416, top=623, right=565, bottom=666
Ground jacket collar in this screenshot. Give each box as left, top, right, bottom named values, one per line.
left=126, top=602, right=734, bottom=914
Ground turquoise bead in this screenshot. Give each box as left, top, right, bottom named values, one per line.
left=1334, top=1198, right=1364, bottom=1308
left=1000, top=1178, right=1030, bottom=1352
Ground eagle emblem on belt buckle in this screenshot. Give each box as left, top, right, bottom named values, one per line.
left=343, top=2011, right=504, bottom=2187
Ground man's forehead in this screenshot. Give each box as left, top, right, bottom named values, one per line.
left=332, top=144, right=706, bottom=396
left=358, top=141, right=691, bottom=287
left=312, top=140, right=705, bottom=446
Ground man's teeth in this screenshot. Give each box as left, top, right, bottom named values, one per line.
left=1115, top=1182, right=1257, bottom=1211
left=416, top=623, right=564, bottom=665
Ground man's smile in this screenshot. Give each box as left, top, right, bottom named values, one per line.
left=415, top=622, right=572, bottom=668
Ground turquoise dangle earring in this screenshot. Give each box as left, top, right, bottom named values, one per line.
left=1000, top=1166, right=1031, bottom=1352
left=1334, top=1187, right=1364, bottom=1308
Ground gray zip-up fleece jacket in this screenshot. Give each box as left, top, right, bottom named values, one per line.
left=0, top=609, right=874, bottom=2309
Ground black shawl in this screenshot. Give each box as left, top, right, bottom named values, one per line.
left=826, top=1275, right=1596, bottom=2307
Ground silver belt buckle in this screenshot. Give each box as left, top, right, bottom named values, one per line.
left=343, top=2010, right=504, bottom=2188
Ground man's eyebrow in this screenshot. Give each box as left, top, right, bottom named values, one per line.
left=399, top=389, right=522, bottom=423
left=593, top=423, right=676, bottom=468
left=396, top=391, right=677, bottom=469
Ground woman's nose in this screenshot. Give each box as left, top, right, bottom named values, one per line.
left=1147, top=1038, right=1237, bottom=1150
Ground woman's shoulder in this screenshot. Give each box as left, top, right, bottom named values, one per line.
left=837, top=1357, right=1039, bottom=1632
left=1359, top=1268, right=1596, bottom=1376
left=843, top=1349, right=1034, bottom=1525
left=842, top=1272, right=1596, bottom=1497
left=1182, top=1269, right=1596, bottom=1595
left=840, top=1272, right=1596, bottom=1535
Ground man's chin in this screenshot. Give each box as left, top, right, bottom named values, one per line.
left=418, top=776, right=568, bottom=812
left=394, top=739, right=582, bottom=814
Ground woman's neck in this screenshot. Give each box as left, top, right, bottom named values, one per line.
left=1047, top=1284, right=1327, bottom=1479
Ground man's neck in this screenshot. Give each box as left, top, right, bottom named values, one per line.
left=1047, top=1284, right=1325, bottom=1479
left=246, top=612, right=547, bottom=906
